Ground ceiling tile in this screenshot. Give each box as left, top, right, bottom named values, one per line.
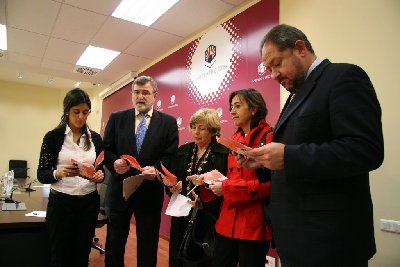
left=7, top=52, right=42, bottom=67
left=125, top=29, right=183, bottom=59
left=105, top=53, right=150, bottom=73
left=6, top=0, right=61, bottom=35
left=7, top=28, right=49, bottom=58
left=63, top=0, right=121, bottom=15
left=91, top=17, right=147, bottom=52
left=45, top=38, right=86, bottom=64
left=152, top=0, right=236, bottom=37
left=52, top=4, right=107, bottom=44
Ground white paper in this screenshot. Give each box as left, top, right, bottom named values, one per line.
left=25, top=211, right=46, bottom=217
left=122, top=174, right=150, bottom=200
left=165, top=192, right=192, bottom=217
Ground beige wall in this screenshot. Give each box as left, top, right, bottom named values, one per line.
left=279, top=0, right=400, bottom=266
left=0, top=81, right=103, bottom=181
left=0, top=0, right=398, bottom=265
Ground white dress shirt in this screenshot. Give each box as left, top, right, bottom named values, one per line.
left=51, top=125, right=96, bottom=195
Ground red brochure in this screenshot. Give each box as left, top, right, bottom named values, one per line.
left=216, top=135, right=251, bottom=154
left=94, top=150, right=104, bottom=169
left=121, top=154, right=143, bottom=171
left=71, top=158, right=95, bottom=179
left=201, top=169, right=228, bottom=185
left=160, top=162, right=177, bottom=187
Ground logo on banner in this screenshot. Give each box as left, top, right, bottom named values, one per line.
left=168, top=94, right=178, bottom=109
left=258, top=62, right=266, bottom=75
left=217, top=107, right=228, bottom=124
left=251, top=62, right=272, bottom=83
left=187, top=22, right=241, bottom=105
left=177, top=117, right=186, bottom=131
left=216, top=108, right=223, bottom=118
left=157, top=100, right=162, bottom=109
left=205, top=45, right=216, bottom=68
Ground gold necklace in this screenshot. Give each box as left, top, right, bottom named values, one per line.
left=186, top=143, right=211, bottom=192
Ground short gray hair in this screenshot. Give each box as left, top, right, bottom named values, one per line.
left=133, top=75, right=158, bottom=93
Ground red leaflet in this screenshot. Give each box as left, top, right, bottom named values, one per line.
left=94, top=150, right=104, bottom=168
left=71, top=158, right=95, bottom=179
left=216, top=135, right=251, bottom=154
left=120, top=154, right=143, bottom=171
left=160, top=162, right=177, bottom=187
left=202, top=169, right=228, bottom=185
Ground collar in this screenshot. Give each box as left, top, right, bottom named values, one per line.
left=135, top=107, right=154, bottom=117
left=64, top=124, right=90, bottom=137
left=306, top=56, right=323, bottom=79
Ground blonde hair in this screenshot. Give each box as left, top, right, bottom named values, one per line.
left=189, top=108, right=221, bottom=136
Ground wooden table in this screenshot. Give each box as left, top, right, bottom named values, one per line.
left=0, top=186, right=50, bottom=267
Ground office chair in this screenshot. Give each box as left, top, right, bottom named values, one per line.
left=9, top=160, right=29, bottom=179
left=92, top=167, right=110, bottom=254
left=8, top=160, right=35, bottom=191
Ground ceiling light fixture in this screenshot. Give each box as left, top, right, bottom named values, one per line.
left=76, top=45, right=120, bottom=70
left=74, top=82, right=81, bottom=88
left=0, top=24, right=7, bottom=50
left=112, top=0, right=180, bottom=27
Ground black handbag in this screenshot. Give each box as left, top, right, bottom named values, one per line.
left=178, top=197, right=215, bottom=262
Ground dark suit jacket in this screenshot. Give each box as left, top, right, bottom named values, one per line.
left=103, top=108, right=178, bottom=211
left=270, top=59, right=384, bottom=266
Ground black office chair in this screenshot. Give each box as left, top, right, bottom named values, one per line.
left=9, top=160, right=29, bottom=179
left=9, top=160, right=35, bottom=191
left=92, top=167, right=110, bottom=254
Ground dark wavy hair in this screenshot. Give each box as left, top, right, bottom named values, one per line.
left=229, top=88, right=268, bottom=130
left=57, top=88, right=92, bottom=150
left=260, top=24, right=314, bottom=53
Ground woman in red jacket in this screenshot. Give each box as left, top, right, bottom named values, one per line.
left=209, top=88, right=273, bottom=267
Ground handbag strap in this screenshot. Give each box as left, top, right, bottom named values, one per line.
left=260, top=128, right=273, bottom=147
left=189, top=197, right=201, bottom=222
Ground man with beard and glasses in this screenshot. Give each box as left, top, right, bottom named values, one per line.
left=236, top=24, right=384, bottom=267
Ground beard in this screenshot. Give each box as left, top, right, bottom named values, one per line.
left=291, top=56, right=306, bottom=93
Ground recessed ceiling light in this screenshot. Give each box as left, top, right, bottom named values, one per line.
left=112, top=0, right=180, bottom=27
left=76, top=45, right=120, bottom=70
left=48, top=76, right=54, bottom=84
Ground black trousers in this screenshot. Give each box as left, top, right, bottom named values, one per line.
left=210, top=233, right=270, bottom=267
left=105, top=204, right=162, bottom=267
left=46, top=190, right=99, bottom=267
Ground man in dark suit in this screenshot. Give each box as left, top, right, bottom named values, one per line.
left=239, top=25, right=384, bottom=267
left=103, top=75, right=179, bottom=267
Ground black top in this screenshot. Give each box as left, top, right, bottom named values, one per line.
left=37, top=125, right=104, bottom=184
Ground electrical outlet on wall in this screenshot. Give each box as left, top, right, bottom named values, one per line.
left=380, top=219, right=400, bottom=233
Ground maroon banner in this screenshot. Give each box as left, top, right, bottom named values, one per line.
left=101, top=0, right=279, bottom=263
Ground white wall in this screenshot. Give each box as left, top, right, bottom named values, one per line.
left=0, top=81, right=102, bottom=180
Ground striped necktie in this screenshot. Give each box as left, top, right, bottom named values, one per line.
left=136, top=113, right=147, bottom=153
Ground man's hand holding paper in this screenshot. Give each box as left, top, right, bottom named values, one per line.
left=240, top=142, right=285, bottom=170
